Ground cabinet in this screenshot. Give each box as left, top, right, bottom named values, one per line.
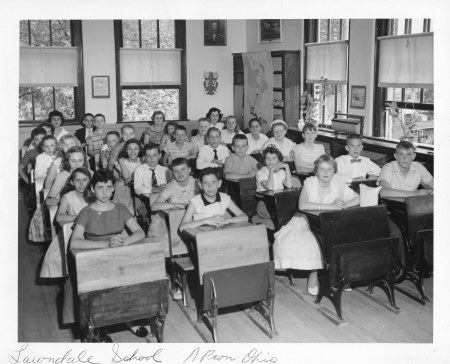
left=233, top=50, right=300, bottom=129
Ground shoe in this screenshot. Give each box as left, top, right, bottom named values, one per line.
left=171, top=288, right=182, bottom=301
left=343, top=283, right=352, bottom=292
left=91, top=328, right=113, bottom=343
left=134, top=326, right=149, bottom=338
left=308, top=285, right=319, bottom=296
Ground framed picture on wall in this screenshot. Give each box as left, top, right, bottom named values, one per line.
left=258, top=19, right=282, bottom=43
left=91, top=75, right=110, bottom=98
left=204, top=20, right=227, bottom=46
left=350, top=85, right=366, bottom=109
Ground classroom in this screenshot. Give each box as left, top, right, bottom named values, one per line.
left=16, top=15, right=438, bottom=350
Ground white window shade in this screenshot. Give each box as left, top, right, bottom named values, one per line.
left=306, top=41, right=348, bottom=84
left=20, top=47, right=78, bottom=87
left=120, top=48, right=181, bottom=86
left=378, top=33, right=433, bottom=88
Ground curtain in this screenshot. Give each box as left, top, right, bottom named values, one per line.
left=306, top=41, right=348, bottom=84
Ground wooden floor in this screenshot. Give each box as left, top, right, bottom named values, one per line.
left=18, top=186, right=432, bottom=343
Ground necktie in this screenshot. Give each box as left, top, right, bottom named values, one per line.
left=351, top=158, right=361, bottom=163
left=213, top=149, right=218, bottom=160
left=150, top=168, right=158, bottom=187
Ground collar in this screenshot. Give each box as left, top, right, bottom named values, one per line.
left=392, top=160, right=416, bottom=174
left=143, top=163, right=159, bottom=170
left=208, top=144, right=221, bottom=151
left=201, top=192, right=221, bottom=206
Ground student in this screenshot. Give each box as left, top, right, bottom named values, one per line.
left=261, top=119, right=295, bottom=161
left=245, top=118, right=268, bottom=155
left=275, top=154, right=360, bottom=296
left=379, top=141, right=433, bottom=197
left=86, top=113, right=107, bottom=163
left=220, top=115, right=244, bottom=145
left=335, top=134, right=381, bottom=183
left=34, top=135, right=58, bottom=179
left=179, top=167, right=247, bottom=231
left=113, top=138, right=142, bottom=214
left=223, top=134, right=259, bottom=180
left=292, top=122, right=325, bottom=173
left=74, top=113, right=96, bottom=145
left=100, top=131, right=120, bottom=169
left=48, top=110, right=70, bottom=141
left=68, top=170, right=145, bottom=341
left=37, top=121, right=55, bottom=136
left=253, top=146, right=293, bottom=230
left=141, top=111, right=166, bottom=147
left=107, top=124, right=136, bottom=171
left=18, top=127, right=46, bottom=184
left=134, top=143, right=171, bottom=199
left=191, top=118, right=211, bottom=154
left=162, top=125, right=196, bottom=166
left=196, top=127, right=230, bottom=170
left=159, top=121, right=178, bottom=151
left=206, top=107, right=224, bottom=130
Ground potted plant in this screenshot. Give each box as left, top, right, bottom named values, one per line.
left=299, top=77, right=332, bottom=129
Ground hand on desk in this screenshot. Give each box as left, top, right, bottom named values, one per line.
left=332, top=198, right=351, bottom=209
left=212, top=159, right=224, bottom=166
left=108, top=234, right=124, bottom=248
left=417, top=189, right=433, bottom=196
left=204, top=214, right=229, bottom=228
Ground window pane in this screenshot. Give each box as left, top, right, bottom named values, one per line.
left=386, top=87, right=402, bottom=101
left=391, top=18, right=407, bottom=35
left=404, top=88, right=420, bottom=103
left=159, top=20, right=175, bottom=48
left=386, top=108, right=434, bottom=145
left=51, top=20, right=71, bottom=47
left=141, top=20, right=158, bottom=48
left=411, top=18, right=424, bottom=34
left=19, top=87, right=33, bottom=120
left=20, top=21, right=29, bottom=46
left=55, top=87, right=74, bottom=119
left=122, top=89, right=179, bottom=121
left=423, top=88, right=434, bottom=104
left=122, top=20, right=140, bottom=48
left=33, top=87, right=54, bottom=120
left=330, top=19, right=341, bottom=41
left=29, top=20, right=50, bottom=46
left=319, top=19, right=329, bottom=42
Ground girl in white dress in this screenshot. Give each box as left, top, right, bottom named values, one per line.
left=260, top=119, right=295, bottom=161
left=274, top=155, right=359, bottom=295
left=292, top=122, right=326, bottom=173
left=206, top=107, right=224, bottom=131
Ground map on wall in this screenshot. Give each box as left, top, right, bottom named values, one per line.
left=242, top=52, right=273, bottom=133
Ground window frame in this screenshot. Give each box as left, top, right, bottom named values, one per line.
left=114, top=20, right=187, bottom=123
left=19, top=20, right=84, bottom=126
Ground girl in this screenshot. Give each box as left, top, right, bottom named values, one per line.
left=274, top=155, right=359, bottom=295
left=245, top=118, right=269, bottom=155
left=35, top=135, right=57, bottom=179
left=206, top=107, right=224, bottom=130
left=261, top=120, right=295, bottom=161
left=191, top=118, right=211, bottom=153
left=67, top=170, right=145, bottom=341
left=48, top=110, right=70, bottom=141
left=220, top=115, right=243, bottom=145
left=113, top=138, right=142, bottom=214
left=40, top=168, right=91, bottom=278
left=292, top=123, right=325, bottom=174
left=159, top=121, right=178, bottom=151
left=141, top=111, right=166, bottom=146
left=253, top=146, right=293, bottom=230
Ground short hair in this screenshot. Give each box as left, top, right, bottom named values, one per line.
left=346, top=134, right=363, bottom=143
left=62, top=146, right=88, bottom=172
left=81, top=113, right=94, bottom=125
left=41, top=135, right=57, bottom=146
left=169, top=157, right=190, bottom=170
left=164, top=121, right=178, bottom=134
left=121, top=124, right=135, bottom=133
left=37, top=121, right=55, bottom=135
left=207, top=127, right=221, bottom=138
left=206, top=107, right=223, bottom=121
left=31, top=127, right=47, bottom=138
left=94, top=113, right=106, bottom=121
left=396, top=140, right=416, bottom=152
left=151, top=111, right=165, bottom=123
left=303, top=122, right=317, bottom=133
left=91, top=169, right=115, bottom=188
left=260, top=146, right=283, bottom=166
left=199, top=167, right=220, bottom=182
left=142, top=142, right=160, bottom=155
left=106, top=130, right=120, bottom=139
left=174, top=125, right=187, bottom=134
left=232, top=134, right=248, bottom=145
left=198, top=117, right=210, bottom=124
left=313, top=154, right=337, bottom=174
left=249, top=118, right=262, bottom=127
left=47, top=110, right=65, bottom=125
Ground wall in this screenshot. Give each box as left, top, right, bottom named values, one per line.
left=347, top=19, right=376, bottom=136
left=186, top=20, right=247, bottom=121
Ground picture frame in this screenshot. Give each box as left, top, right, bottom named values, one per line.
left=91, top=75, right=110, bottom=98
left=258, top=19, right=282, bottom=43
left=204, top=20, right=227, bottom=46
left=350, top=85, right=366, bottom=109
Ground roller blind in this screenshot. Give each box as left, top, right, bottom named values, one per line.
left=120, top=48, right=182, bottom=86
left=19, top=47, right=78, bottom=87
left=378, top=33, right=433, bottom=88
left=306, top=40, right=348, bottom=84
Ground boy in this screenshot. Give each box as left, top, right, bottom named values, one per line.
left=19, top=127, right=47, bottom=184
left=100, top=131, right=120, bottom=169
left=335, top=134, right=381, bottom=183
left=196, top=127, right=230, bottom=170
left=379, top=141, right=433, bottom=197
left=191, top=118, right=211, bottom=154
left=179, top=167, right=247, bottom=231
left=107, top=124, right=136, bottom=171
left=246, top=118, right=268, bottom=155
left=86, top=113, right=107, bottom=170
left=223, top=134, right=259, bottom=180
left=162, top=125, right=196, bottom=166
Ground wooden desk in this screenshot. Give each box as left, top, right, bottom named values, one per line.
left=223, top=178, right=258, bottom=218
left=350, top=176, right=378, bottom=193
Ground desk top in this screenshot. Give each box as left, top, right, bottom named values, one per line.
left=381, top=196, right=406, bottom=203
left=255, top=187, right=301, bottom=198
left=183, top=221, right=253, bottom=240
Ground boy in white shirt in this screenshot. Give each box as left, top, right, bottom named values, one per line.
left=196, top=127, right=230, bottom=170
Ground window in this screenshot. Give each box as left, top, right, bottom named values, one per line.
left=115, top=20, right=186, bottom=122
left=374, top=19, right=433, bottom=146
left=304, top=19, right=349, bottom=127
left=19, top=20, right=84, bottom=123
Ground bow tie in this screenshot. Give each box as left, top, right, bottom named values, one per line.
left=351, top=158, right=361, bottom=163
